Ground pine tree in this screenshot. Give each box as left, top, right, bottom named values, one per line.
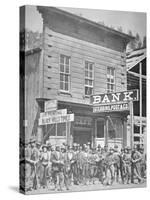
left=142, top=36, right=146, bottom=48
left=135, top=33, right=142, bottom=49
left=127, top=30, right=136, bottom=50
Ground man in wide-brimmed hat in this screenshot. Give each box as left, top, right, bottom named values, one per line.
left=122, top=146, right=132, bottom=184
left=38, top=144, right=49, bottom=189
left=63, top=144, right=75, bottom=190
left=131, top=145, right=144, bottom=184
left=29, top=137, right=40, bottom=190
left=104, top=147, right=115, bottom=185
left=51, top=144, right=64, bottom=191
left=113, top=144, right=120, bottom=183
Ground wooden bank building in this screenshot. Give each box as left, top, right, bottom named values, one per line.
left=21, top=6, right=136, bottom=148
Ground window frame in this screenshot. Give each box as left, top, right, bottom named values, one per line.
left=46, top=123, right=67, bottom=137
left=84, top=60, right=94, bottom=97
left=96, top=118, right=105, bottom=139
left=106, top=66, right=116, bottom=93
left=59, top=54, right=71, bottom=93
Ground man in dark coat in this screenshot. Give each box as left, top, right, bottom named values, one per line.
left=131, top=145, right=143, bottom=184
left=51, top=145, right=64, bottom=191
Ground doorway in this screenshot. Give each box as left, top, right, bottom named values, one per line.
left=73, top=130, right=91, bottom=146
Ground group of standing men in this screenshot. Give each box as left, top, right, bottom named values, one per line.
left=20, top=138, right=146, bottom=192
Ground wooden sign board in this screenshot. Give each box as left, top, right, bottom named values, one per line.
left=93, top=102, right=129, bottom=113
left=40, top=109, right=67, bottom=118
left=91, top=89, right=139, bottom=106
left=44, top=100, right=57, bottom=112
left=39, top=113, right=74, bottom=125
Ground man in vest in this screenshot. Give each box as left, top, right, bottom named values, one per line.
left=122, top=146, right=132, bottom=184
left=131, top=145, right=144, bottom=184
left=104, top=147, right=115, bottom=185
left=51, top=145, right=64, bottom=191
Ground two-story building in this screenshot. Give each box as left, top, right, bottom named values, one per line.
left=21, top=6, right=134, bottom=148
left=127, top=48, right=146, bottom=149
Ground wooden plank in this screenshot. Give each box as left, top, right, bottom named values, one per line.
left=44, top=45, right=124, bottom=67
left=94, top=83, right=107, bottom=89
left=94, top=88, right=106, bottom=94
left=44, top=36, right=125, bottom=64
left=43, top=70, right=57, bottom=78
left=44, top=36, right=125, bottom=61
left=45, top=27, right=125, bottom=57
left=71, top=82, right=85, bottom=90
left=57, top=94, right=90, bottom=105
left=71, top=77, right=84, bottom=84
left=71, top=87, right=84, bottom=94
left=43, top=90, right=58, bottom=99
left=45, top=49, right=123, bottom=69
left=44, top=80, right=59, bottom=90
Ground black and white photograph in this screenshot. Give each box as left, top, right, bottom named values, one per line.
left=19, top=4, right=147, bottom=195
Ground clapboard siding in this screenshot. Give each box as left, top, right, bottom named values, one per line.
left=45, top=38, right=126, bottom=66
left=45, top=28, right=126, bottom=57
left=45, top=47, right=124, bottom=68
left=57, top=94, right=91, bottom=105
left=45, top=36, right=124, bottom=61
left=43, top=26, right=127, bottom=103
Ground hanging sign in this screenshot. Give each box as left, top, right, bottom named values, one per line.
left=93, top=102, right=129, bottom=113
left=40, top=109, right=67, bottom=118
left=91, top=90, right=139, bottom=113
left=91, top=89, right=139, bottom=105
left=39, top=113, right=74, bottom=125
left=45, top=100, right=57, bottom=112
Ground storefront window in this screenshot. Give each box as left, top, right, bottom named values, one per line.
left=46, top=124, right=56, bottom=136
left=96, top=120, right=104, bottom=138
left=108, top=118, right=122, bottom=139
left=57, top=123, right=66, bottom=136
left=46, top=123, right=66, bottom=137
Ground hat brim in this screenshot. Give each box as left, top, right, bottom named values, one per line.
left=42, top=145, right=48, bottom=149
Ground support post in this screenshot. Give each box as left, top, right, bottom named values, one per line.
left=139, top=62, right=142, bottom=146
left=66, top=122, right=71, bottom=146
left=122, top=116, right=127, bottom=148
left=105, top=116, right=108, bottom=147
left=129, top=101, right=134, bottom=149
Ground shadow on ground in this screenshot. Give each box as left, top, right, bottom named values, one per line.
left=9, top=186, right=19, bottom=193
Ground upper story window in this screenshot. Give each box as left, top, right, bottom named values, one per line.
left=60, top=55, right=70, bottom=92
left=85, top=61, right=94, bottom=96
left=107, top=67, right=115, bottom=93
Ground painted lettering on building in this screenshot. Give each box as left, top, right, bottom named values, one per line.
left=91, top=90, right=139, bottom=105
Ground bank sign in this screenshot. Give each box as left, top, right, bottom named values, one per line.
left=91, top=89, right=139, bottom=113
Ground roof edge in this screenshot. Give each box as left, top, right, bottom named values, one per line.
left=37, top=6, right=135, bottom=42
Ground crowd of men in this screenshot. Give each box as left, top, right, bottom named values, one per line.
left=20, top=138, right=146, bottom=192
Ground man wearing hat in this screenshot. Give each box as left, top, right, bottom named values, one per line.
left=46, top=143, right=52, bottom=187
left=29, top=138, right=40, bottom=190
left=88, top=147, right=99, bottom=184
left=63, top=145, right=75, bottom=190
left=139, top=147, right=146, bottom=179
left=131, top=145, right=143, bottom=184
left=39, top=144, right=49, bottom=189
left=113, top=144, right=121, bottom=183
left=103, top=147, right=115, bottom=185
left=82, top=144, right=90, bottom=185
left=122, top=146, right=132, bottom=184
left=71, top=143, right=79, bottom=185
left=51, top=145, right=64, bottom=191
left=97, top=147, right=105, bottom=184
